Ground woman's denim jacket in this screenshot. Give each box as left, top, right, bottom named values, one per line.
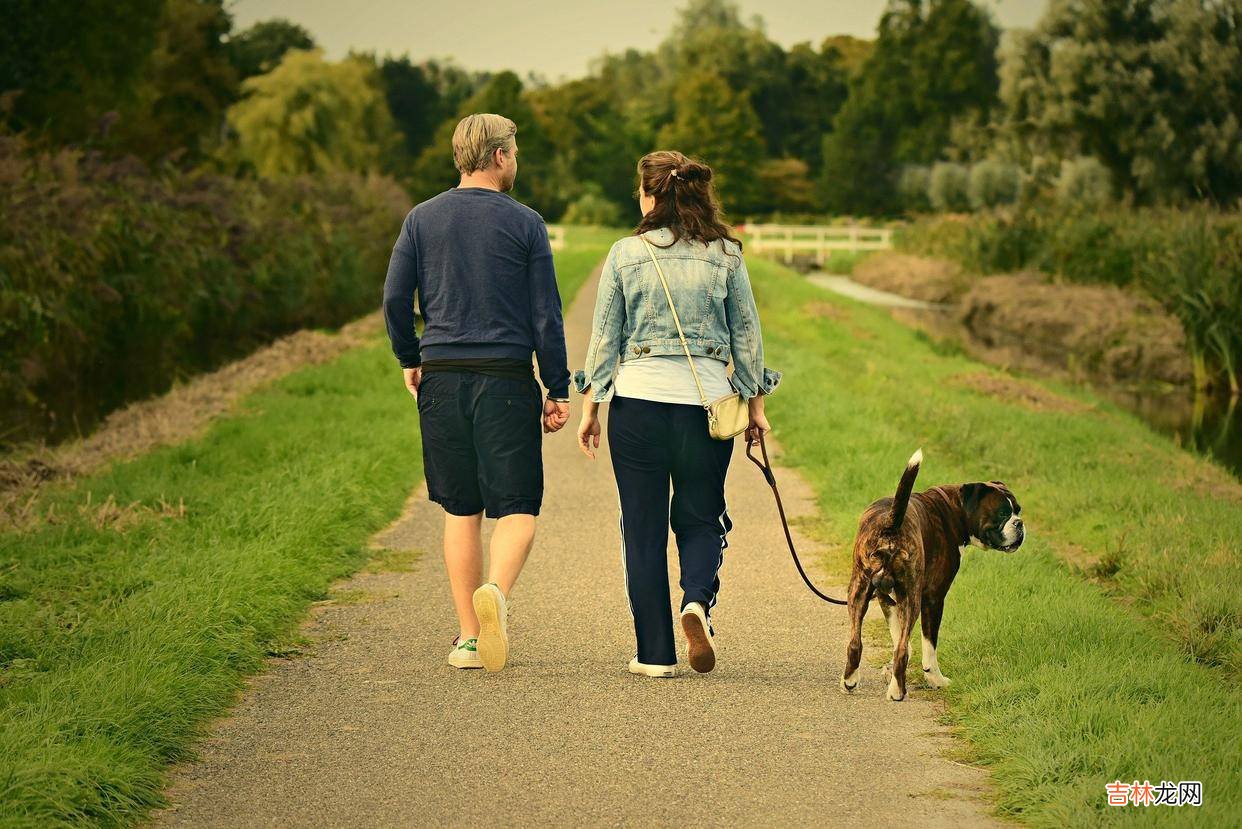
left=574, top=228, right=781, bottom=403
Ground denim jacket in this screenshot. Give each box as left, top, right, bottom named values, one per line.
left=574, top=228, right=781, bottom=403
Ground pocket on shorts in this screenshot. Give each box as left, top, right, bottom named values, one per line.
left=480, top=375, right=540, bottom=408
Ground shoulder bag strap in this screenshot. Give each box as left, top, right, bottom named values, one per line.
left=640, top=234, right=710, bottom=410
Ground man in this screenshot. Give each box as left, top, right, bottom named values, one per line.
left=382, top=113, right=570, bottom=673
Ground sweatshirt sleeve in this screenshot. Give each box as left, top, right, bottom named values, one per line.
left=382, top=212, right=421, bottom=368
left=527, top=220, right=571, bottom=399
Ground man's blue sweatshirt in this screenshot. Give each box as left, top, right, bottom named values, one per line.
left=381, top=187, right=570, bottom=399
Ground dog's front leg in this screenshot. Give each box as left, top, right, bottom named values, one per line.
left=840, top=574, right=870, bottom=694
left=886, top=595, right=920, bottom=702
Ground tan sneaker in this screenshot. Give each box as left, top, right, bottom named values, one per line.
left=680, top=602, right=716, bottom=673
left=628, top=658, right=675, bottom=678
left=472, top=583, right=509, bottom=672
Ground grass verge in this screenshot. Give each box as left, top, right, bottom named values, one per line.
left=752, top=256, right=1241, bottom=825
left=0, top=235, right=610, bottom=826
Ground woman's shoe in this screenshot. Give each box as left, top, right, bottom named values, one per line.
left=447, top=636, right=481, bottom=669
left=680, top=602, right=716, bottom=673
left=628, top=658, right=676, bottom=678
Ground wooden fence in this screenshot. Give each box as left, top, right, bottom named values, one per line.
left=747, top=223, right=892, bottom=265
left=546, top=224, right=565, bottom=251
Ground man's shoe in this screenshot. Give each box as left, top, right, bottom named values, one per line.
left=448, top=636, right=481, bottom=669
left=628, top=658, right=676, bottom=678
left=680, top=602, right=716, bottom=673
left=472, top=583, right=509, bottom=672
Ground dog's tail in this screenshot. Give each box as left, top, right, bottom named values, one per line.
left=886, top=448, right=923, bottom=533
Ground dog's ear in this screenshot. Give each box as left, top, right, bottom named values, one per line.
left=961, top=482, right=985, bottom=514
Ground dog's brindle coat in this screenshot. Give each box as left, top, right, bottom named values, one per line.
left=839, top=450, right=1024, bottom=701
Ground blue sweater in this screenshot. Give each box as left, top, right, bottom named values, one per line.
left=382, top=187, right=570, bottom=398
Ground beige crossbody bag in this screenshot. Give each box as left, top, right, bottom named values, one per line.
left=640, top=236, right=750, bottom=440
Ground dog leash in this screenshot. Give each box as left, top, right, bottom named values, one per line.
left=745, top=432, right=847, bottom=605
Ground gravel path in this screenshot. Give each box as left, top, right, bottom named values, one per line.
left=159, top=266, right=1000, bottom=827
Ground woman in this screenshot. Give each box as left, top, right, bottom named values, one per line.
left=574, top=150, right=780, bottom=678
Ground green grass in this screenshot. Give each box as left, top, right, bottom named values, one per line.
left=0, top=238, right=609, bottom=827
left=752, top=256, right=1242, bottom=825
left=552, top=225, right=629, bottom=300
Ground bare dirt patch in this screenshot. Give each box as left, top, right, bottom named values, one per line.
left=852, top=253, right=973, bottom=304
left=1, top=312, right=382, bottom=528
left=959, top=274, right=1191, bottom=388
left=951, top=371, right=1093, bottom=414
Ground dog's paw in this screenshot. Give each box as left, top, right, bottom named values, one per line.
left=840, top=671, right=859, bottom=694
left=886, top=674, right=905, bottom=701
left=923, top=669, right=952, bottom=689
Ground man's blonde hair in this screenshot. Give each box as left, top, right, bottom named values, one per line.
left=452, top=113, right=517, bottom=174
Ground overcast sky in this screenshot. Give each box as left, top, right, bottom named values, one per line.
left=226, top=0, right=1048, bottom=81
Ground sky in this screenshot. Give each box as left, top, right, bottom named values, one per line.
left=226, top=0, right=1049, bottom=81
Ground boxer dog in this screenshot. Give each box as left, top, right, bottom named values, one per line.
left=839, top=449, right=1025, bottom=701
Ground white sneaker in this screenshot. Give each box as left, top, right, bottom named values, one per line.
left=472, top=583, right=509, bottom=672
left=628, top=658, right=676, bottom=678
left=680, top=602, right=716, bottom=673
left=447, top=637, right=481, bottom=669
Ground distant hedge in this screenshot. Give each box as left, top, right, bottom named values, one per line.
left=897, top=206, right=1242, bottom=393
left=0, top=136, right=409, bottom=443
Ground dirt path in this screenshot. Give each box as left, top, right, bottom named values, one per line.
left=159, top=268, right=1001, bottom=827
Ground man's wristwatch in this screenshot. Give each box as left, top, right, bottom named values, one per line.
left=548, top=396, right=570, bottom=403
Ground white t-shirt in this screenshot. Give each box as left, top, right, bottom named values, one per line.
left=613, top=354, right=734, bottom=406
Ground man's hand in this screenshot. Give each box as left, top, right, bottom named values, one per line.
left=577, top=414, right=601, bottom=459
left=542, top=399, right=570, bottom=433
left=403, top=367, right=421, bottom=399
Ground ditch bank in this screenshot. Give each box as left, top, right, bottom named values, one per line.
left=829, top=252, right=1240, bottom=476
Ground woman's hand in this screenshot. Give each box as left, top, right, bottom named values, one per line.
left=745, top=395, right=771, bottom=446
left=577, top=414, right=601, bottom=459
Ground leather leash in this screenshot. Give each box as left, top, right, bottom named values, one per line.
left=745, top=432, right=847, bottom=605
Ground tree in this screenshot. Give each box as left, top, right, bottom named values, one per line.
left=997, top=0, right=1242, bottom=204
left=783, top=41, right=851, bottom=177
left=1, top=0, right=165, bottom=143
left=379, top=57, right=486, bottom=168
left=820, top=0, right=1000, bottom=215
left=657, top=71, right=766, bottom=216
left=111, top=0, right=238, bottom=162
left=226, top=18, right=315, bottom=81
left=657, top=0, right=795, bottom=156
left=407, top=71, right=560, bottom=217
left=757, top=158, right=817, bottom=212
left=225, top=50, right=398, bottom=178
left=529, top=76, right=645, bottom=211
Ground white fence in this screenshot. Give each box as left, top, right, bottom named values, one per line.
left=546, top=224, right=565, bottom=251
left=747, top=223, right=892, bottom=265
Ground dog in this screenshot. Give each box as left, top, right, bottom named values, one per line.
left=838, top=449, right=1025, bottom=701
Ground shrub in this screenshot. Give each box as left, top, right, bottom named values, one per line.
left=928, top=162, right=970, bottom=212
left=561, top=186, right=624, bottom=226
left=967, top=159, right=1020, bottom=209
left=897, top=165, right=931, bottom=213
left=0, top=136, right=408, bottom=443
left=1056, top=156, right=1113, bottom=208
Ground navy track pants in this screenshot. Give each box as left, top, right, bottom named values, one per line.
left=608, top=395, right=734, bottom=666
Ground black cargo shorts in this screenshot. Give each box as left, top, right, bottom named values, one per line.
left=416, top=371, right=544, bottom=518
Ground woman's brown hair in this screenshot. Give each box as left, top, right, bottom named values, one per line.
left=634, top=150, right=743, bottom=256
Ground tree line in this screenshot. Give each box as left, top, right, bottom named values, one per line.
left=3, top=0, right=1239, bottom=221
